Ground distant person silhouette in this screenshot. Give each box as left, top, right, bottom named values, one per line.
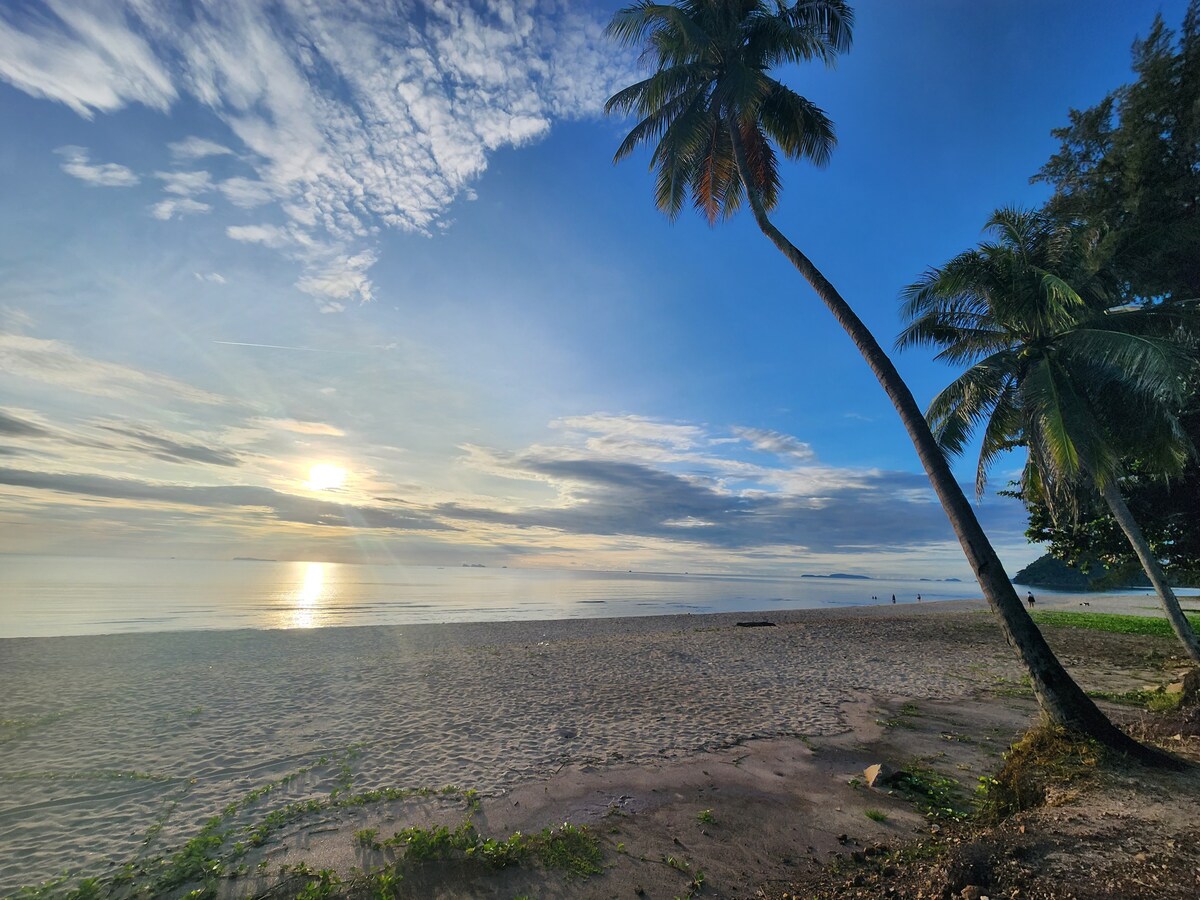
left=1027, top=592, right=1036, bottom=610
left=891, top=594, right=896, bottom=604
left=917, top=593, right=922, bottom=602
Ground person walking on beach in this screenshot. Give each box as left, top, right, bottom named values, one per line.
left=916, top=593, right=921, bottom=602
left=1027, top=592, right=1036, bottom=610
left=891, top=594, right=896, bottom=604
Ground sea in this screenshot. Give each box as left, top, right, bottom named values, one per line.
left=0, top=555, right=1192, bottom=639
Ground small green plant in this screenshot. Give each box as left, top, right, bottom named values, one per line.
left=354, top=828, right=380, bottom=849
left=696, top=808, right=715, bottom=825
left=536, top=823, right=603, bottom=877
left=864, top=809, right=888, bottom=822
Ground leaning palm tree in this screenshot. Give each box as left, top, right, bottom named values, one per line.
left=899, top=208, right=1200, bottom=663
left=605, top=0, right=1149, bottom=756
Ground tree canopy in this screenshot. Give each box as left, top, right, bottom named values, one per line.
left=1034, top=0, right=1200, bottom=303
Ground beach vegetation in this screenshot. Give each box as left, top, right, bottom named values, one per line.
left=696, top=807, right=715, bottom=824
left=863, top=809, right=888, bottom=823
left=354, top=827, right=380, bottom=849
left=1089, top=687, right=1183, bottom=712
left=604, top=0, right=1143, bottom=756
left=890, top=766, right=972, bottom=822
left=1032, top=609, right=1200, bottom=638
left=900, top=207, right=1200, bottom=666
left=977, top=725, right=1113, bottom=822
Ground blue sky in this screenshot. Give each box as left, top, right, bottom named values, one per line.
left=0, top=0, right=1188, bottom=577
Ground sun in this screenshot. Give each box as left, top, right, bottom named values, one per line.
left=307, top=463, right=347, bottom=491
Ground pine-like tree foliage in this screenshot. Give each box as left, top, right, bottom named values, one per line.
left=1034, top=0, right=1200, bottom=302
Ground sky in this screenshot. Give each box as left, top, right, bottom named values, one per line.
left=0, top=0, right=1190, bottom=579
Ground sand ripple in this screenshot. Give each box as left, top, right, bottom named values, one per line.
left=0, top=603, right=1013, bottom=893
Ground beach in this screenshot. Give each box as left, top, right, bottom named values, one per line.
left=0, top=597, right=1192, bottom=897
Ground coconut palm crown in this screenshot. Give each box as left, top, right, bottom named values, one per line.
left=899, top=207, right=1200, bottom=662
left=604, top=0, right=852, bottom=223
left=898, top=208, right=1194, bottom=504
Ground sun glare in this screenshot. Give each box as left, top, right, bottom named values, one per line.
left=307, top=463, right=347, bottom=491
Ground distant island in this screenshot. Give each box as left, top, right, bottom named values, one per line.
left=233, top=557, right=277, bottom=562
left=1012, top=554, right=1167, bottom=591
left=919, top=577, right=963, bottom=583
left=461, top=563, right=487, bottom=568
left=800, top=573, right=870, bottom=580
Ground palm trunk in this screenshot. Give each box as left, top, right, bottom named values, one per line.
left=725, top=121, right=1155, bottom=759
left=1098, top=478, right=1200, bottom=663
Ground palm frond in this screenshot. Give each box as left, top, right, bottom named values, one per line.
left=925, top=351, right=1017, bottom=458
left=758, top=79, right=835, bottom=165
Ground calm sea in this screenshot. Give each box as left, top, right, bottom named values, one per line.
left=1, top=555, right=1189, bottom=638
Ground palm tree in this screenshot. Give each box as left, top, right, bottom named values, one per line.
left=604, top=0, right=1151, bottom=757
left=899, top=208, right=1200, bottom=663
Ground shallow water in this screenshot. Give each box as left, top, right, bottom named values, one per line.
left=0, top=555, right=1192, bottom=638
left=0, top=555, right=963, bottom=636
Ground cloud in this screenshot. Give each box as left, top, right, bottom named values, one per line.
left=0, top=2, right=638, bottom=308
left=193, top=271, right=226, bottom=284
left=168, top=135, right=233, bottom=160
left=156, top=169, right=212, bottom=195
left=733, top=426, right=816, bottom=462
left=0, top=408, right=52, bottom=438
left=151, top=196, right=211, bottom=219
left=54, top=145, right=139, bottom=186
left=94, top=423, right=241, bottom=467
left=0, top=3, right=175, bottom=117
left=444, top=447, right=979, bottom=553
left=0, top=332, right=228, bottom=405
left=449, top=413, right=1031, bottom=556
left=226, top=223, right=292, bottom=249
left=0, top=467, right=452, bottom=532
left=219, top=177, right=275, bottom=208
left=255, top=418, right=346, bottom=437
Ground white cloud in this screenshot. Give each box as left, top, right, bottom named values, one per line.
left=255, top=417, right=345, bottom=437
left=0, top=2, right=175, bottom=118
left=156, top=169, right=212, bottom=195
left=1, top=1, right=638, bottom=308
left=733, top=426, right=816, bottom=462
left=219, top=177, right=275, bottom=208
left=226, top=223, right=293, bottom=249
left=54, top=145, right=139, bottom=187
left=151, top=196, right=211, bottom=220
left=169, top=135, right=233, bottom=160
left=193, top=271, right=226, bottom=284
left=553, top=414, right=708, bottom=452
left=295, top=250, right=378, bottom=311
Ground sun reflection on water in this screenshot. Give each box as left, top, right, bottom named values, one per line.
left=289, top=562, right=326, bottom=628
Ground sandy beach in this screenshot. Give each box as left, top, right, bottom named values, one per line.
left=1, top=597, right=1194, bottom=897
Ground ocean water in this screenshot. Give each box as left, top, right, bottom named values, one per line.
left=1, top=555, right=1191, bottom=639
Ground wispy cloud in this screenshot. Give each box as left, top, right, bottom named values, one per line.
left=1, top=1, right=637, bottom=308
left=55, top=145, right=139, bottom=186
left=168, top=135, right=233, bottom=160
left=0, top=467, right=452, bottom=532
left=151, top=196, right=211, bottom=220
left=0, top=332, right=228, bottom=406
left=733, top=426, right=816, bottom=462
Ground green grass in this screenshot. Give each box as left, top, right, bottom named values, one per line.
left=1088, top=687, right=1183, bottom=711
left=696, top=808, right=715, bottom=825
left=1031, top=610, right=1200, bottom=637
left=864, top=809, right=888, bottom=823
